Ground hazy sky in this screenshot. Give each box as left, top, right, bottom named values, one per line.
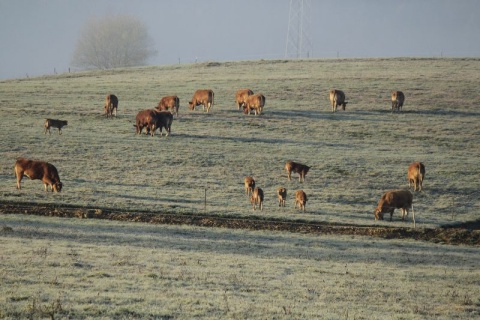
left=1, top=0, right=479, bottom=80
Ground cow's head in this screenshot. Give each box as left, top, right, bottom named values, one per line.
left=342, top=102, right=348, bottom=110
left=374, top=208, right=383, bottom=220
left=188, top=101, right=194, bottom=110
left=53, top=182, right=63, bottom=192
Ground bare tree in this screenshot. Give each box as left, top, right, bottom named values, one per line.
left=72, top=15, right=156, bottom=70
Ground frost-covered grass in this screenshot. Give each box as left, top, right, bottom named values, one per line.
left=1, top=58, right=480, bottom=318
left=1, top=214, right=479, bottom=319
left=0, top=58, right=479, bottom=228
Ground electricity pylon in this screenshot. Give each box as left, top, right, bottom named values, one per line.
left=285, top=0, right=312, bottom=59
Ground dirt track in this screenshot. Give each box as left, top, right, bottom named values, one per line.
left=1, top=200, right=479, bottom=246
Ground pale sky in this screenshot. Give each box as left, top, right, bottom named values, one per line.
left=1, top=0, right=479, bottom=79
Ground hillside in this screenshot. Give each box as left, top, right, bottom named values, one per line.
left=0, top=58, right=479, bottom=229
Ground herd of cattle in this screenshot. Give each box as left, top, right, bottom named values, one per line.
left=241, top=159, right=425, bottom=221
left=19, top=88, right=418, bottom=221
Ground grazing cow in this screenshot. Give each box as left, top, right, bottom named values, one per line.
left=135, top=109, right=159, bottom=136
left=408, top=162, right=425, bottom=191
left=391, top=91, right=405, bottom=112
left=329, top=89, right=348, bottom=112
left=244, top=176, right=255, bottom=196
left=235, top=89, right=254, bottom=110
left=44, top=119, right=68, bottom=135
left=285, top=161, right=310, bottom=182
left=250, top=187, right=264, bottom=211
left=374, top=190, right=413, bottom=221
left=14, top=158, right=63, bottom=192
left=243, top=93, right=266, bottom=115
left=277, top=187, right=287, bottom=207
left=156, top=95, right=180, bottom=117
left=189, top=89, right=214, bottom=112
left=294, top=190, right=307, bottom=212
left=104, top=94, right=118, bottom=117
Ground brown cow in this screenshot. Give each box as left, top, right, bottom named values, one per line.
left=189, top=89, right=214, bottom=112
left=104, top=94, right=118, bottom=117
left=408, top=162, right=425, bottom=191
left=235, top=89, right=254, bottom=110
left=277, top=187, right=287, bottom=207
left=391, top=91, right=405, bottom=112
left=285, top=161, right=310, bottom=182
left=329, top=89, right=348, bottom=112
left=374, top=190, right=413, bottom=221
left=156, top=95, right=180, bottom=117
left=243, top=93, right=265, bottom=115
left=250, top=187, right=264, bottom=211
left=244, top=176, right=255, bottom=196
left=44, top=119, right=68, bottom=135
left=294, top=190, right=307, bottom=212
left=14, top=158, right=63, bottom=192
left=135, top=109, right=159, bottom=136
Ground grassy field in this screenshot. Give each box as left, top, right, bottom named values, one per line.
left=0, top=58, right=479, bottom=318
left=0, top=58, right=479, bottom=227
left=1, top=213, right=479, bottom=319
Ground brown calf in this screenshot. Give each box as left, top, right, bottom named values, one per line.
left=391, top=91, right=405, bottom=112
left=243, top=93, right=266, bottom=115
left=14, top=158, right=63, bottom=192
left=44, top=119, right=68, bottom=135
left=244, top=176, right=255, bottom=196
left=294, top=190, right=307, bottom=212
left=235, top=88, right=254, bottom=110
left=329, top=89, right=348, bottom=112
left=250, top=187, right=264, bottom=211
left=135, top=109, right=159, bottom=136
left=277, top=187, right=287, bottom=207
left=408, top=162, right=425, bottom=191
left=189, top=89, right=214, bottom=112
left=104, top=94, right=118, bottom=117
left=156, top=95, right=180, bottom=117
left=285, top=161, right=310, bottom=182
left=374, top=190, right=413, bottom=221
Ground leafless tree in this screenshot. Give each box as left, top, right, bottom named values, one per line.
left=72, top=15, right=156, bottom=70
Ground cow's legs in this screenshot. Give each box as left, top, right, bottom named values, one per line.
left=15, top=171, right=23, bottom=189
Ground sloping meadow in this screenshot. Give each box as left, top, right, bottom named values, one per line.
left=0, top=58, right=479, bottom=228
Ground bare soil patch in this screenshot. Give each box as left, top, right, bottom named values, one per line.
left=1, top=200, right=478, bottom=246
